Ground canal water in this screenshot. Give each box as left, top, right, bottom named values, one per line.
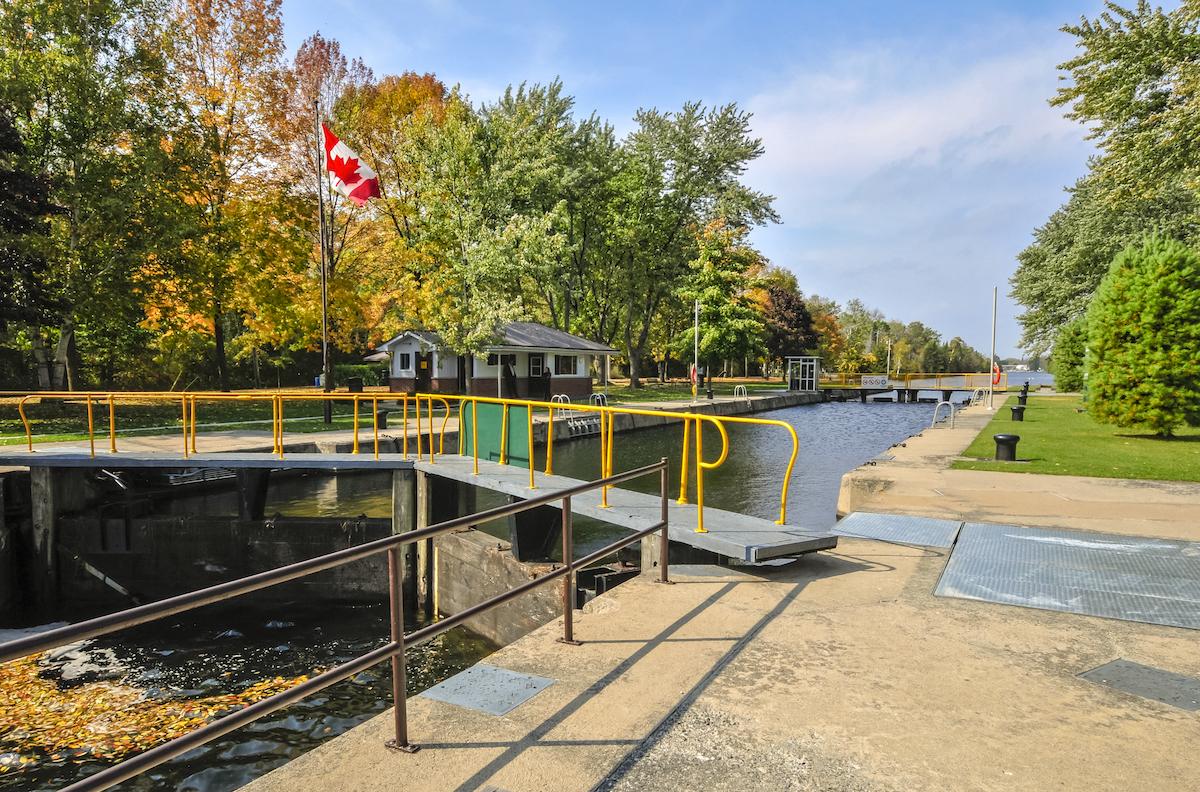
left=1, top=399, right=943, bottom=790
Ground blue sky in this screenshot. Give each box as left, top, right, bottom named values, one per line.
left=283, top=0, right=1106, bottom=357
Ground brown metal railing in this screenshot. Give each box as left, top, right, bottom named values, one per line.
left=0, top=458, right=671, bottom=791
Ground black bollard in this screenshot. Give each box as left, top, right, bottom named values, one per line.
left=994, top=433, right=1020, bottom=461
left=1010, top=405, right=1025, bottom=421
left=1017, top=393, right=1028, bottom=406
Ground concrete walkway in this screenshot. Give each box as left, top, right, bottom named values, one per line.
left=838, top=403, right=1200, bottom=542
left=245, top=540, right=1200, bottom=792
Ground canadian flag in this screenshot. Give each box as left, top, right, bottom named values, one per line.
left=322, top=124, right=380, bottom=206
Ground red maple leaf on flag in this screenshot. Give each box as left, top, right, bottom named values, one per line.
left=327, top=154, right=362, bottom=186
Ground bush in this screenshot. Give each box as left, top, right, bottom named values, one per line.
left=1085, top=235, right=1200, bottom=436
left=1049, top=317, right=1087, bottom=392
left=333, top=363, right=386, bottom=387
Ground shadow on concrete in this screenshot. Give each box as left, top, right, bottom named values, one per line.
left=417, top=554, right=868, bottom=792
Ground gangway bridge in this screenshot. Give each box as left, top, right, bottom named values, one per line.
left=1, top=390, right=837, bottom=567
left=819, top=371, right=1009, bottom=403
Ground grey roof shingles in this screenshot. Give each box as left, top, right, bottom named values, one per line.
left=375, top=322, right=615, bottom=354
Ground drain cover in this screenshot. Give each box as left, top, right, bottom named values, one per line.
left=935, top=523, right=1200, bottom=630
left=419, top=663, right=554, bottom=715
left=1080, top=659, right=1200, bottom=711
left=835, top=512, right=961, bottom=549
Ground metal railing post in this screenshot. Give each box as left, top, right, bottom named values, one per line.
left=180, top=396, right=188, bottom=459
left=86, top=394, right=95, bottom=458
left=659, top=458, right=671, bottom=584
left=352, top=395, right=360, bottom=454
left=677, top=417, right=690, bottom=504
left=526, top=403, right=535, bottom=489
left=108, top=394, right=117, bottom=453
left=545, top=405, right=555, bottom=475
left=190, top=396, right=198, bottom=454
left=559, top=495, right=579, bottom=645
left=385, top=546, right=418, bottom=753
left=372, top=395, right=379, bottom=460
left=694, top=418, right=705, bottom=532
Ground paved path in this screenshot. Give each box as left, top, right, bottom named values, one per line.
left=244, top=539, right=1200, bottom=792
left=838, top=403, right=1200, bottom=542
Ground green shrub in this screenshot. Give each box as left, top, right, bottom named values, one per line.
left=1085, top=235, right=1200, bottom=436
left=333, top=364, right=385, bottom=387
left=1049, top=317, right=1087, bottom=392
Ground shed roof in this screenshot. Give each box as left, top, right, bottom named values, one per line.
left=375, top=322, right=616, bottom=354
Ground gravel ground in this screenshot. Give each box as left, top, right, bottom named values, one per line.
left=599, top=704, right=894, bottom=792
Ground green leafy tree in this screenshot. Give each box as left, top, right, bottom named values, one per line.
left=671, top=222, right=766, bottom=371
left=1050, top=317, right=1088, bottom=392
left=762, top=280, right=817, bottom=361
left=613, top=102, right=777, bottom=386
left=1085, top=235, right=1200, bottom=436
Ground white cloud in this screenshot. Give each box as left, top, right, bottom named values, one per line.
left=744, top=29, right=1093, bottom=354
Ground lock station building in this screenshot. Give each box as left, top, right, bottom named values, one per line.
left=370, top=322, right=617, bottom=399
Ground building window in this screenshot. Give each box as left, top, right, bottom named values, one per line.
left=486, top=353, right=516, bottom=367
left=554, top=355, right=577, bottom=376
left=396, top=352, right=412, bottom=371
left=529, top=354, right=544, bottom=377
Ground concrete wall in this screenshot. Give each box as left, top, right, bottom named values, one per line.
left=54, top=515, right=393, bottom=611
left=435, top=528, right=562, bottom=646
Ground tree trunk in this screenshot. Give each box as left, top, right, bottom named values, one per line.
left=213, top=304, right=229, bottom=392
left=54, top=319, right=77, bottom=391
left=32, top=334, right=51, bottom=389
left=624, top=320, right=640, bottom=388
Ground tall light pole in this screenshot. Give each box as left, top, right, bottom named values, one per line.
left=988, top=286, right=997, bottom=409
left=692, top=299, right=700, bottom=404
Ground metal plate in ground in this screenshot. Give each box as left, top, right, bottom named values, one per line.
left=935, top=523, right=1200, bottom=630
left=1080, top=659, right=1200, bottom=711
left=834, top=512, right=961, bottom=549
left=419, top=663, right=554, bottom=716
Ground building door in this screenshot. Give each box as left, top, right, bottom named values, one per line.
left=415, top=351, right=432, bottom=392
left=799, top=358, right=818, bottom=392
left=456, top=355, right=469, bottom=393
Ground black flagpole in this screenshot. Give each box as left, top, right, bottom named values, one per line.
left=314, top=100, right=332, bottom=423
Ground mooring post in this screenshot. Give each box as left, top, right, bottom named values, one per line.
left=415, top=470, right=433, bottom=617
left=29, top=467, right=58, bottom=607
left=392, top=468, right=418, bottom=605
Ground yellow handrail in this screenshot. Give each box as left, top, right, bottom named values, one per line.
left=6, top=389, right=802, bottom=533
left=426, top=392, right=793, bottom=531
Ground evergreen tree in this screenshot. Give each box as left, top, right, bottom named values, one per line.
left=1050, top=317, right=1087, bottom=393
left=1085, top=235, right=1200, bottom=436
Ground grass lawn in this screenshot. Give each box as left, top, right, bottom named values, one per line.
left=952, top=395, right=1200, bottom=482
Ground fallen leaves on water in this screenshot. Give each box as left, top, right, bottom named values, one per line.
left=0, top=654, right=308, bottom=768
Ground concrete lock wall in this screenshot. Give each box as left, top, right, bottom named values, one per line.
left=434, top=528, right=562, bottom=647
left=54, top=515, right=394, bottom=609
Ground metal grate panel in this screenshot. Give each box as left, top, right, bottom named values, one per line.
left=834, top=512, right=961, bottom=549
left=419, top=663, right=555, bottom=716
left=935, top=523, right=1200, bottom=630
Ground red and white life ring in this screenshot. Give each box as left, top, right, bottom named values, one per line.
left=991, top=361, right=1002, bottom=385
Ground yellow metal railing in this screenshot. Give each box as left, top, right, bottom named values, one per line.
left=9, top=390, right=801, bottom=534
